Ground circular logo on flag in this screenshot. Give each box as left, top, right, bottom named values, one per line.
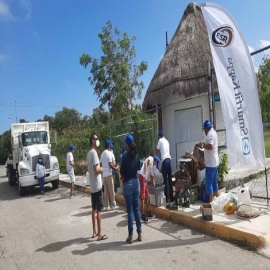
left=211, top=26, right=234, bottom=47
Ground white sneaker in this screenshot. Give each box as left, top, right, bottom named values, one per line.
left=103, top=207, right=109, bottom=211
left=111, top=205, right=120, bottom=210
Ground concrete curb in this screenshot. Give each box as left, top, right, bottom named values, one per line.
left=59, top=179, right=267, bottom=250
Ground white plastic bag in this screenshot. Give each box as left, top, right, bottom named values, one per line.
left=211, top=192, right=238, bottom=213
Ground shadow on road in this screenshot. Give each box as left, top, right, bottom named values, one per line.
left=36, top=235, right=211, bottom=256
left=35, top=237, right=92, bottom=253
left=71, top=236, right=213, bottom=255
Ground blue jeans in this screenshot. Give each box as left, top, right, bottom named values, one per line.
left=162, top=158, right=173, bottom=202
left=38, top=177, right=45, bottom=192
left=123, top=179, right=142, bottom=236
left=205, top=166, right=219, bottom=195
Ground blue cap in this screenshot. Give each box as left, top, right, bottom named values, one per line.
left=69, top=145, right=75, bottom=151
left=38, top=156, right=43, bottom=164
left=153, top=155, right=160, bottom=170
left=105, top=139, right=111, bottom=147
left=203, top=120, right=212, bottom=129
left=158, top=130, right=164, bottom=137
left=124, top=134, right=133, bottom=144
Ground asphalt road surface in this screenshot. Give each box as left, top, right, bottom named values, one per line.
left=0, top=166, right=269, bottom=270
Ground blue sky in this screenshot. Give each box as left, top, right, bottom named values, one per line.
left=0, top=0, right=270, bottom=134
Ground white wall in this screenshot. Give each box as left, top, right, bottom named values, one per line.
left=160, top=93, right=227, bottom=171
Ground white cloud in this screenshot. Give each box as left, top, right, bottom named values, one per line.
left=0, top=53, right=7, bottom=63
left=0, top=0, right=31, bottom=21
left=0, top=1, right=15, bottom=20
left=20, top=0, right=31, bottom=20
left=259, top=40, right=270, bottom=48
left=248, top=45, right=254, bottom=53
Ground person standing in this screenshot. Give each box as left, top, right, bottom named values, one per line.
left=87, top=133, right=108, bottom=241
left=139, top=155, right=160, bottom=222
left=119, top=145, right=127, bottom=190
left=120, top=145, right=126, bottom=165
left=100, top=140, right=119, bottom=211
left=156, top=130, right=173, bottom=203
left=67, top=145, right=75, bottom=197
left=120, top=134, right=142, bottom=244
left=36, top=156, right=45, bottom=194
left=196, top=120, right=219, bottom=202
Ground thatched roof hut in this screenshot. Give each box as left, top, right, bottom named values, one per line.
left=142, top=2, right=213, bottom=111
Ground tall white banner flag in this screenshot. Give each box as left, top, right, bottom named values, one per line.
left=201, top=3, right=265, bottom=170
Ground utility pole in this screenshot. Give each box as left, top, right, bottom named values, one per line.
left=15, top=100, right=18, bottom=122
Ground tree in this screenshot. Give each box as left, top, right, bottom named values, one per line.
left=0, top=130, right=11, bottom=164
left=258, top=58, right=270, bottom=122
left=53, top=107, right=82, bottom=135
left=80, top=21, right=147, bottom=119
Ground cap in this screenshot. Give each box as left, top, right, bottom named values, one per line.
left=203, top=120, right=212, bottom=129
left=153, top=155, right=160, bottom=170
left=38, top=156, right=43, bottom=164
left=105, top=139, right=111, bottom=147
left=153, top=155, right=160, bottom=163
left=69, top=145, right=75, bottom=151
left=158, top=130, right=164, bottom=137
left=124, top=133, right=133, bottom=144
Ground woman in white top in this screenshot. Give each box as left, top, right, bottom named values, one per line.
left=36, top=157, right=46, bottom=194
left=138, top=155, right=160, bottom=222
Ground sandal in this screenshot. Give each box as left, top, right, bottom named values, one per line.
left=92, top=233, right=98, bottom=238
left=97, top=234, right=108, bottom=241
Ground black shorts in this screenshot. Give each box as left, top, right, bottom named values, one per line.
left=91, top=190, right=103, bottom=212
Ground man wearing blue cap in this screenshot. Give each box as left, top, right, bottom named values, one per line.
left=196, top=120, right=219, bottom=202
left=67, top=145, right=76, bottom=197
left=87, top=133, right=108, bottom=241
left=100, top=140, right=119, bottom=210
left=156, top=130, right=173, bottom=203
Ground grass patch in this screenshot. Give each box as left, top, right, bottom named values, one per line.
left=264, top=127, right=270, bottom=158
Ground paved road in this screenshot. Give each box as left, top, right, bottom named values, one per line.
left=0, top=166, right=269, bottom=270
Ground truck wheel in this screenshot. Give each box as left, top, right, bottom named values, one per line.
left=8, top=167, right=15, bottom=186
left=8, top=170, right=12, bottom=186
left=52, top=179, right=59, bottom=189
left=19, top=181, right=26, bottom=196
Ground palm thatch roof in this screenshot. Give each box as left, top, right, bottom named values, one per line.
left=142, top=2, right=213, bottom=111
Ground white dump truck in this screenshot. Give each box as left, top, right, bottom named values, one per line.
left=7, top=121, right=60, bottom=196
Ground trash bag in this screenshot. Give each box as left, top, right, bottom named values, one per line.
left=211, top=192, right=238, bottom=213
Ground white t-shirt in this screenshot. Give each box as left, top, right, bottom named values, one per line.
left=204, top=128, right=219, bottom=167
left=87, top=149, right=102, bottom=193
left=139, top=156, right=154, bottom=178
left=66, top=152, right=74, bottom=171
left=36, top=163, right=45, bottom=178
left=157, top=137, right=171, bottom=162
left=100, top=149, right=114, bottom=177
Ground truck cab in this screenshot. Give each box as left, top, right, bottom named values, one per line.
left=7, top=122, right=60, bottom=196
